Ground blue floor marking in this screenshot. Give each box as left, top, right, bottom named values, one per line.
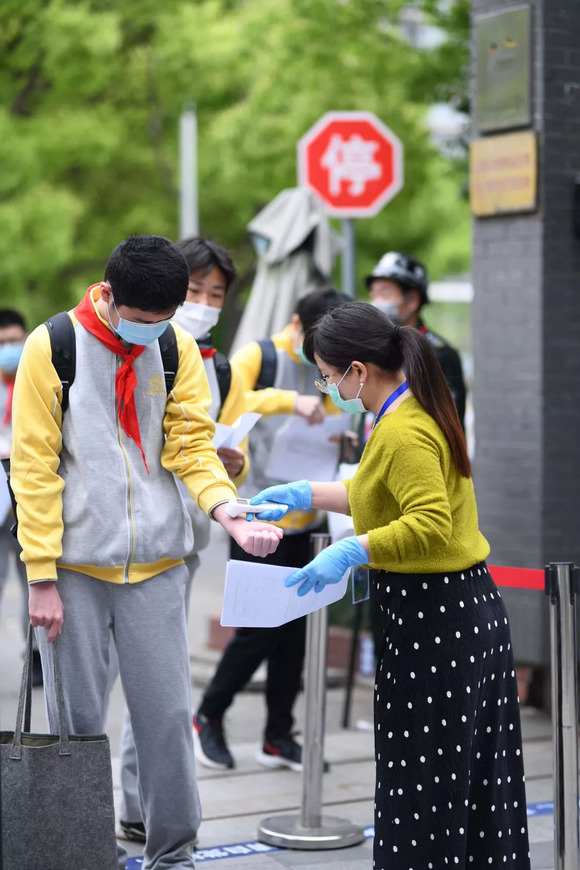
left=125, top=806, right=552, bottom=865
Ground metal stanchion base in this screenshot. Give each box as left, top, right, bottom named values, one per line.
left=257, top=814, right=366, bottom=850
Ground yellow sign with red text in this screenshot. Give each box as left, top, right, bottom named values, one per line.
left=470, top=131, right=537, bottom=217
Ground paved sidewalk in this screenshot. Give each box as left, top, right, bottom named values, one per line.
left=0, top=526, right=559, bottom=869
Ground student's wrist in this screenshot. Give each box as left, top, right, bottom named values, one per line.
left=209, top=501, right=230, bottom=522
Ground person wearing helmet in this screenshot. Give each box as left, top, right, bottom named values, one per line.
left=365, top=252, right=466, bottom=427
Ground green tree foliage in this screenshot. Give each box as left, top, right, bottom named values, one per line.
left=417, top=0, right=470, bottom=111
left=0, top=0, right=469, bottom=327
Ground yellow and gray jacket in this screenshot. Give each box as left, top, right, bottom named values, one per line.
left=230, top=325, right=336, bottom=534
left=11, top=296, right=236, bottom=584
left=183, top=348, right=249, bottom=553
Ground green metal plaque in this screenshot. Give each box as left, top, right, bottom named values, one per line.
left=475, top=5, right=532, bottom=132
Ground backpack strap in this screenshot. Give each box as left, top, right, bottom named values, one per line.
left=45, top=312, right=76, bottom=413
left=255, top=339, right=277, bottom=390
left=213, top=351, right=232, bottom=415
left=159, top=323, right=179, bottom=394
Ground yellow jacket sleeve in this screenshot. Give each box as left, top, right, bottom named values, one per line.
left=230, top=340, right=296, bottom=416
left=161, top=325, right=237, bottom=514
left=10, top=325, right=65, bottom=582
left=216, top=364, right=249, bottom=487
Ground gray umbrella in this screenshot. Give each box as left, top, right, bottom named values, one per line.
left=230, top=187, right=343, bottom=354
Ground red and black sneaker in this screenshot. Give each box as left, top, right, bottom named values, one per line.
left=193, top=712, right=235, bottom=770
left=257, top=735, right=330, bottom=773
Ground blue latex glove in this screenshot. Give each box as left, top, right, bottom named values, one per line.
left=248, top=480, right=312, bottom=522
left=285, top=536, right=368, bottom=597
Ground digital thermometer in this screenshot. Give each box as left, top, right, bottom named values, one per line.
left=224, top=498, right=288, bottom=519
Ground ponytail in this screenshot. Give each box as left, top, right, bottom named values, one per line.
left=398, top=327, right=471, bottom=478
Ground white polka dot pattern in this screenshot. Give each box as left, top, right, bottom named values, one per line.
left=372, top=562, right=530, bottom=869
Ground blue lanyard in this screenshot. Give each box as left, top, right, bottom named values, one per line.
left=372, top=380, right=409, bottom=430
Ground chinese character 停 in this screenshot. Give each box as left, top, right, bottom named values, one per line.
left=321, top=134, right=382, bottom=196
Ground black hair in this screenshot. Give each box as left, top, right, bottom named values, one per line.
left=304, top=301, right=470, bottom=478
left=0, top=309, right=27, bottom=331
left=176, top=236, right=236, bottom=291
left=105, top=235, right=189, bottom=313
left=295, top=286, right=349, bottom=334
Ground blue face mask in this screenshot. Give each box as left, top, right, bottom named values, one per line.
left=327, top=365, right=366, bottom=414
left=111, top=300, right=171, bottom=346
left=0, top=342, right=24, bottom=374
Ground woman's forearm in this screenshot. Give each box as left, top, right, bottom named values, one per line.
left=310, top=481, right=349, bottom=514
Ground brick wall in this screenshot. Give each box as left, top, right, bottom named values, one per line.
left=471, top=0, right=580, bottom=663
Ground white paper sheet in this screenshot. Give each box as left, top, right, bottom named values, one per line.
left=213, top=413, right=262, bottom=450
left=328, top=461, right=359, bottom=542
left=264, top=414, right=350, bottom=482
left=328, top=510, right=355, bottom=543
left=220, top=559, right=349, bottom=627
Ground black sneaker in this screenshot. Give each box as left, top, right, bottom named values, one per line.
left=118, top=821, right=199, bottom=850
left=118, top=820, right=146, bottom=843
left=256, top=736, right=330, bottom=773
left=193, top=712, right=235, bottom=770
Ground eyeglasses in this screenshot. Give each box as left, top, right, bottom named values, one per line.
left=314, top=365, right=352, bottom=395
left=314, top=375, right=330, bottom=394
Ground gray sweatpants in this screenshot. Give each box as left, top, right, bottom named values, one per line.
left=116, top=552, right=200, bottom=824
left=36, top=565, right=200, bottom=870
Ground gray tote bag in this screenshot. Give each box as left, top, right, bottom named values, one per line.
left=0, top=628, right=119, bottom=870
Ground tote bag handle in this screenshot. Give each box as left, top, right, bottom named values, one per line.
left=10, top=626, right=71, bottom=760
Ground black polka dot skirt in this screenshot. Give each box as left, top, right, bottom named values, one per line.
left=372, top=561, right=531, bottom=870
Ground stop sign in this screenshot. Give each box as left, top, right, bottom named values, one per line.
left=297, top=111, right=404, bottom=218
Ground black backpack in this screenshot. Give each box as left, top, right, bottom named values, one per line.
left=255, top=338, right=277, bottom=390
left=196, top=336, right=232, bottom=415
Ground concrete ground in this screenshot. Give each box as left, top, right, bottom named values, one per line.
left=0, top=525, right=559, bottom=869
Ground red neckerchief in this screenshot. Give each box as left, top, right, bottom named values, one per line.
left=199, top=347, right=217, bottom=359
left=2, top=377, right=14, bottom=426
left=74, top=285, right=150, bottom=473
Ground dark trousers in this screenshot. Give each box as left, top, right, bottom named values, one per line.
left=198, top=529, right=314, bottom=742
left=369, top=570, right=385, bottom=659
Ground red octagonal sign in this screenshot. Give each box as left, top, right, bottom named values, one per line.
left=297, top=111, right=404, bottom=218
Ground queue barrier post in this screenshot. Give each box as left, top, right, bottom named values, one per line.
left=258, top=533, right=365, bottom=850
left=546, top=562, right=580, bottom=870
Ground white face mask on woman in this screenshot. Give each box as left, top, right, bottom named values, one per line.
left=172, top=301, right=221, bottom=339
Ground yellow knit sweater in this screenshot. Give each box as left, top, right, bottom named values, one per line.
left=345, top=396, right=490, bottom=573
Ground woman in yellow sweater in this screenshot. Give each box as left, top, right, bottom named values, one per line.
left=251, top=302, right=530, bottom=870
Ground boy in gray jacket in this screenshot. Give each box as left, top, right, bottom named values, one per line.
left=10, top=235, right=282, bottom=870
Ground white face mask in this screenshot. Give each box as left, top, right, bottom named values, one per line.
left=371, top=300, right=400, bottom=323
left=172, top=301, right=221, bottom=339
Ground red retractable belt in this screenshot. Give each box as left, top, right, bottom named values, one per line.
left=488, top=565, right=544, bottom=591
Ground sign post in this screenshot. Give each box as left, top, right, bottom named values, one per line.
left=297, top=111, right=404, bottom=297
left=179, top=103, right=199, bottom=240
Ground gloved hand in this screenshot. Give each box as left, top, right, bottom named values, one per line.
left=285, top=536, right=368, bottom=597
left=248, top=480, right=312, bottom=522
